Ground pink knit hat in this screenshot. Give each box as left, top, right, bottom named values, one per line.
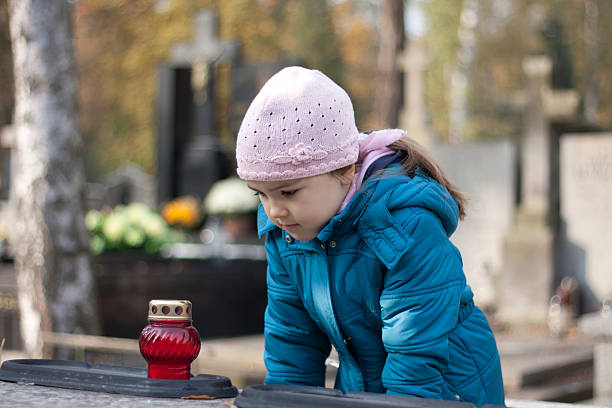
left=236, top=67, right=359, bottom=181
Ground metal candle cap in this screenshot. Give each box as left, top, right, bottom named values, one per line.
left=148, top=299, right=192, bottom=321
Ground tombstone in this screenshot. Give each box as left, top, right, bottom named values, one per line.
left=447, top=0, right=479, bottom=144
left=431, top=141, right=516, bottom=309
left=559, top=133, right=612, bottom=312
left=398, top=39, right=436, bottom=148
left=156, top=10, right=237, bottom=205
left=103, top=162, right=156, bottom=209
left=497, top=56, right=579, bottom=326
left=520, top=57, right=552, bottom=216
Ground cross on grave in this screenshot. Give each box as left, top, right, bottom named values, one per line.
left=520, top=56, right=579, bottom=217
left=156, top=9, right=238, bottom=206
left=170, top=9, right=238, bottom=105
left=397, top=39, right=436, bottom=148
left=497, top=55, right=580, bottom=326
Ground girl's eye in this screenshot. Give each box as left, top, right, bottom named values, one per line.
left=281, top=190, right=297, bottom=197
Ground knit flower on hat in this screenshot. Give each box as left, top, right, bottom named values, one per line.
left=271, top=143, right=328, bottom=165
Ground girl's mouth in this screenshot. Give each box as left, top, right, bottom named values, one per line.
left=281, top=223, right=299, bottom=230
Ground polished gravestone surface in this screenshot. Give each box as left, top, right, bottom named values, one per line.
left=0, top=359, right=237, bottom=399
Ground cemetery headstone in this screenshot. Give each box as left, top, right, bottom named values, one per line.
left=431, top=140, right=516, bottom=309
left=398, top=39, right=436, bottom=148
left=497, top=57, right=555, bottom=325
left=559, top=133, right=612, bottom=312
left=520, top=57, right=551, bottom=215
left=497, top=56, right=579, bottom=326
left=156, top=10, right=237, bottom=205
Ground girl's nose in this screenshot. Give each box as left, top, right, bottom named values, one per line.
left=268, top=200, right=288, bottom=218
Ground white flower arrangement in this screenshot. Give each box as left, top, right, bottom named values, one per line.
left=204, top=177, right=260, bottom=216
left=86, top=202, right=179, bottom=255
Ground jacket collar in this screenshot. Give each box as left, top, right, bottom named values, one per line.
left=257, top=205, right=276, bottom=237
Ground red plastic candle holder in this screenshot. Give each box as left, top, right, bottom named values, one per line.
left=139, top=299, right=201, bottom=380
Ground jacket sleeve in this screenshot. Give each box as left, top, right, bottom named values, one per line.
left=379, top=207, right=464, bottom=399
left=263, top=233, right=332, bottom=386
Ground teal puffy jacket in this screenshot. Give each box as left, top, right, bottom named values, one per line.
left=258, top=165, right=505, bottom=407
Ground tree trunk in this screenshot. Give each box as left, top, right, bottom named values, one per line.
left=8, top=0, right=99, bottom=358
left=374, top=0, right=405, bottom=128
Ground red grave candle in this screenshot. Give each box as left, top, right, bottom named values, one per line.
left=139, top=299, right=201, bottom=380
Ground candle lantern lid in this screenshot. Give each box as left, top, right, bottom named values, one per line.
left=148, top=299, right=192, bottom=321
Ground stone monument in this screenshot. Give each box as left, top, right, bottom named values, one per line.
left=497, top=56, right=579, bottom=326
left=559, top=133, right=612, bottom=311
left=397, top=39, right=435, bottom=148
left=156, top=10, right=237, bottom=205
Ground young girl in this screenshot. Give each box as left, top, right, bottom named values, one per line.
left=235, top=67, right=505, bottom=406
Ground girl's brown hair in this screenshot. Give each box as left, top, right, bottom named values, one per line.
left=389, top=136, right=467, bottom=220
left=332, top=136, right=467, bottom=219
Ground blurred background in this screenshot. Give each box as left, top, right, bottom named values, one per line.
left=1, top=0, right=611, bottom=404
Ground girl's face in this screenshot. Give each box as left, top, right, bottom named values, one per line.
left=247, top=170, right=353, bottom=241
